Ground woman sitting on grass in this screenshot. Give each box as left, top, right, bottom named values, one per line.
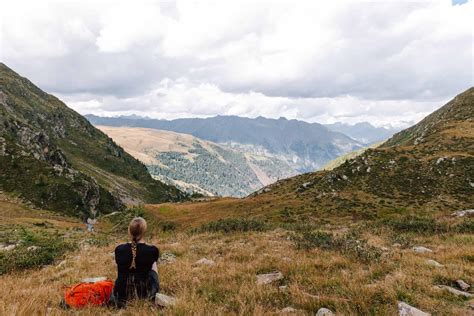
left=110, top=217, right=160, bottom=308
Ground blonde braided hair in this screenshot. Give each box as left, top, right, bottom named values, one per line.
left=128, top=217, right=147, bottom=270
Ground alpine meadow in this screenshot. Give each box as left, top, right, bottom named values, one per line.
left=0, top=1, right=473, bottom=315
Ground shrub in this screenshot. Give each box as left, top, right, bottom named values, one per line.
left=454, top=219, right=474, bottom=233
left=0, top=229, right=76, bottom=275
left=160, top=221, right=178, bottom=232
left=293, top=231, right=382, bottom=263
left=294, top=231, right=334, bottom=250
left=382, top=215, right=448, bottom=234
left=194, top=218, right=266, bottom=233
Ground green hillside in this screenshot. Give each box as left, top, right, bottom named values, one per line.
left=0, top=63, right=185, bottom=217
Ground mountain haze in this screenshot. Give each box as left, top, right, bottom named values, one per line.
left=86, top=115, right=362, bottom=172
left=325, top=122, right=401, bottom=144
left=0, top=63, right=184, bottom=217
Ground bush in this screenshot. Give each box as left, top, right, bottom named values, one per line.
left=194, top=218, right=266, bottom=233
left=293, top=231, right=382, bottom=263
left=160, top=221, right=178, bottom=232
left=454, top=219, right=474, bottom=233
left=382, top=215, right=448, bottom=234
left=294, top=231, right=334, bottom=250
left=0, top=229, right=76, bottom=275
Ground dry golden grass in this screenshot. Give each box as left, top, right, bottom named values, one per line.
left=1, top=219, right=473, bottom=315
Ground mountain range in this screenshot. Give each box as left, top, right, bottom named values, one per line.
left=0, top=63, right=185, bottom=217
left=86, top=115, right=363, bottom=172
left=96, top=126, right=297, bottom=197
left=324, top=122, right=401, bottom=144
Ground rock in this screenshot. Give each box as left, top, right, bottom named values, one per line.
left=194, top=258, right=215, bottom=266
left=256, top=271, right=284, bottom=285
left=456, top=279, right=470, bottom=291
left=434, top=285, right=473, bottom=298
left=426, top=259, right=443, bottom=268
left=280, top=306, right=297, bottom=313
left=397, top=301, right=430, bottom=316
left=82, top=277, right=107, bottom=283
left=279, top=285, right=288, bottom=291
left=412, top=246, right=433, bottom=253
left=159, top=252, right=177, bottom=264
left=57, top=260, right=67, bottom=268
left=381, top=246, right=390, bottom=252
left=392, top=243, right=402, bottom=248
left=451, top=209, right=474, bottom=217
left=316, top=307, right=335, bottom=316
left=0, top=244, right=16, bottom=251
left=155, top=293, right=177, bottom=307
left=27, top=246, right=39, bottom=251
left=468, top=299, right=474, bottom=310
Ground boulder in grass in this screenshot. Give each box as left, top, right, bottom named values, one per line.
left=456, top=279, right=470, bottom=291
left=397, top=301, right=430, bottom=316
left=426, top=259, right=443, bottom=268
left=280, top=306, right=297, bottom=313
left=256, top=271, right=284, bottom=285
left=159, top=252, right=177, bottom=264
left=451, top=209, right=474, bottom=217
left=194, top=258, right=215, bottom=266
left=316, top=307, right=335, bottom=315
left=155, top=293, right=177, bottom=307
left=412, top=246, right=433, bottom=253
left=434, top=285, right=474, bottom=298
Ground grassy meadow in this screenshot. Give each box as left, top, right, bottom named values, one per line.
left=0, top=193, right=473, bottom=315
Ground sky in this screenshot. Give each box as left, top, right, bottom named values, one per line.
left=0, top=0, right=473, bottom=128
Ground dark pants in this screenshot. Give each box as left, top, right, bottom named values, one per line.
left=110, top=270, right=160, bottom=308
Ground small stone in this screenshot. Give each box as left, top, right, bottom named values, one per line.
left=426, top=259, right=443, bottom=268
left=279, top=285, right=288, bottom=291
left=456, top=279, right=470, bottom=291
left=434, top=285, right=474, bottom=298
left=392, top=243, right=402, bottom=248
left=451, top=209, right=474, bottom=217
left=159, top=252, right=177, bottom=264
left=316, top=307, right=335, bottom=316
left=155, top=293, right=177, bottom=307
left=82, top=277, right=107, bottom=283
left=27, top=246, right=39, bottom=251
left=256, top=271, right=284, bottom=285
left=468, top=299, right=474, bottom=310
left=280, top=306, right=297, bottom=313
left=0, top=244, right=16, bottom=251
left=397, top=301, right=430, bottom=316
left=194, top=258, right=215, bottom=266
left=412, top=246, right=433, bottom=253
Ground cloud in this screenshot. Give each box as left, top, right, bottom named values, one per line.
left=1, top=0, right=472, bottom=126
left=59, top=78, right=441, bottom=128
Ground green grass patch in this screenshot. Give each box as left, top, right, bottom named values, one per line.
left=194, top=218, right=267, bottom=234
left=0, top=229, right=76, bottom=275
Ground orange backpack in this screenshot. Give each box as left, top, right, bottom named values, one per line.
left=63, top=280, right=114, bottom=308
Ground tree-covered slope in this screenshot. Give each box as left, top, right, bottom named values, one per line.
left=86, top=114, right=362, bottom=172
left=96, top=126, right=297, bottom=197
left=0, top=63, right=185, bottom=217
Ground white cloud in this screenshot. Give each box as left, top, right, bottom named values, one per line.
left=1, top=0, right=472, bottom=126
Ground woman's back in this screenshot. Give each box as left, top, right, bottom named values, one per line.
left=115, top=243, right=159, bottom=274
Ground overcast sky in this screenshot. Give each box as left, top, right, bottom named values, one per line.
left=1, top=0, right=472, bottom=127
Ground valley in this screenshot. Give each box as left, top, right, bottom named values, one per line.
left=0, top=64, right=472, bottom=315
left=96, top=126, right=297, bottom=197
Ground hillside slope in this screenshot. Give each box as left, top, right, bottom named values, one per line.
left=86, top=115, right=362, bottom=172
left=249, top=87, right=473, bottom=216
left=0, top=63, right=184, bottom=217
left=96, top=126, right=297, bottom=197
